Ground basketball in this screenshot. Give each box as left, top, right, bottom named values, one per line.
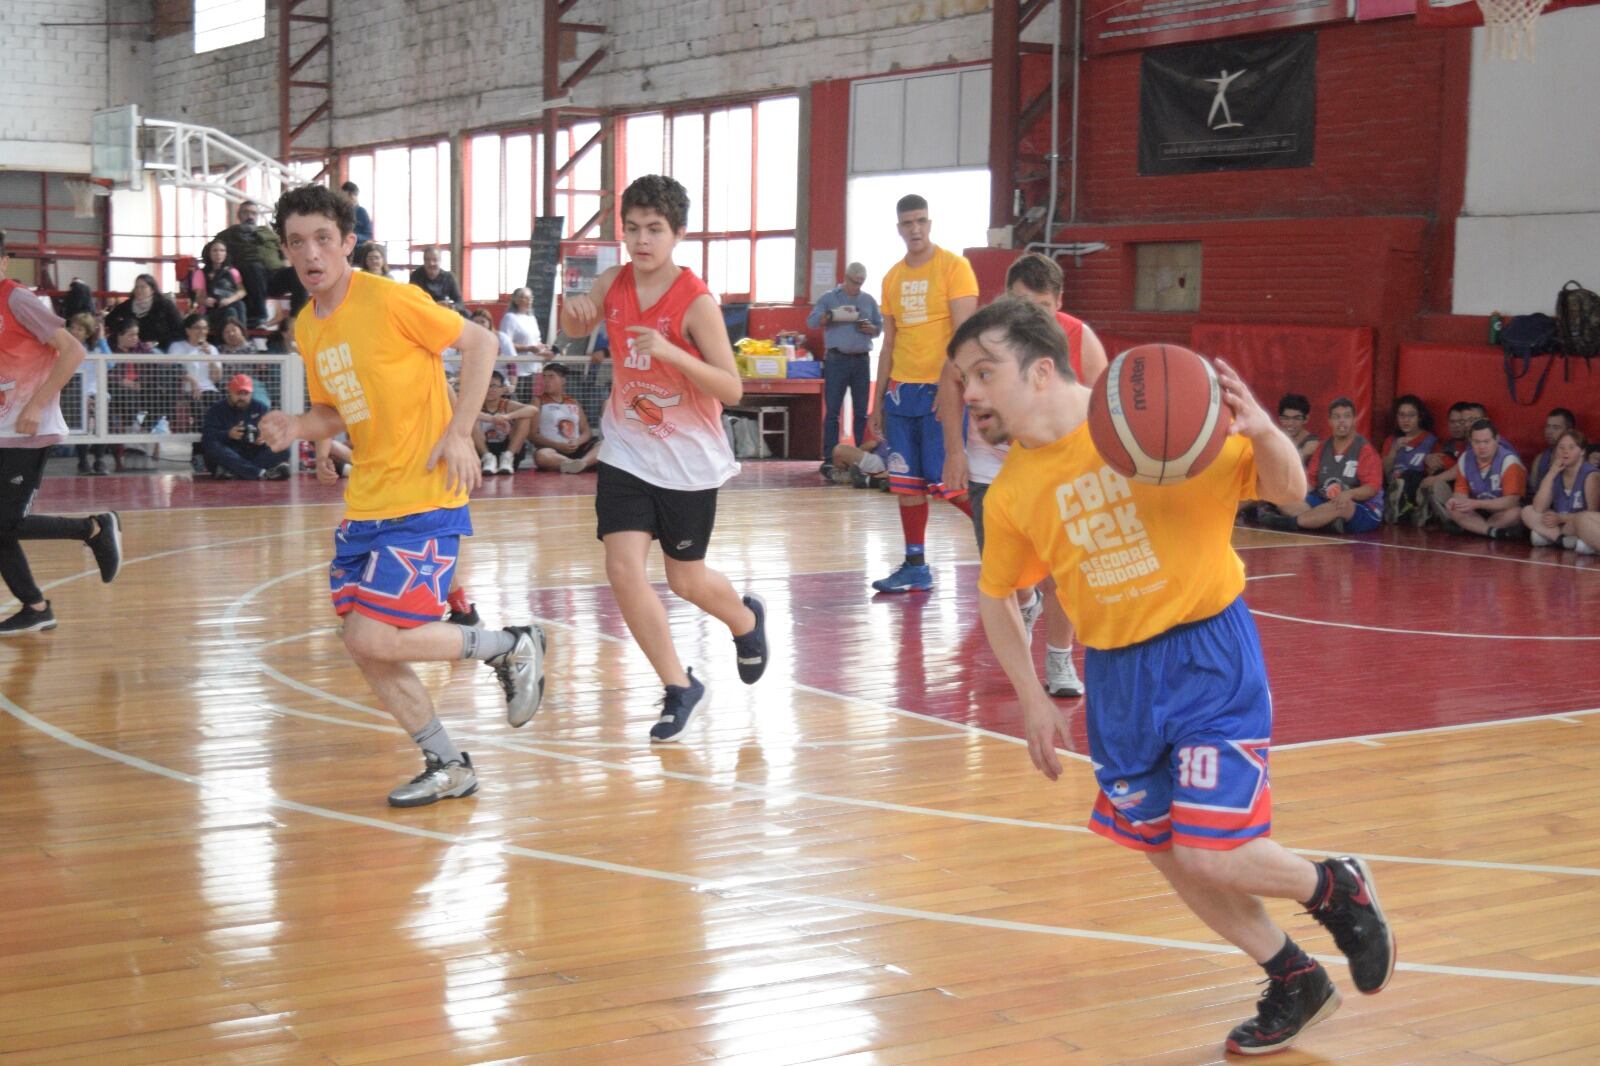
left=632, top=396, right=665, bottom=426
left=1087, top=344, right=1232, bottom=485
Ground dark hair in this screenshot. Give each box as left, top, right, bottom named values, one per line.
left=543, top=361, right=568, bottom=378
left=1548, top=407, right=1576, bottom=428
left=340, top=181, right=359, bottom=195
left=620, top=174, right=690, bottom=233
left=896, top=194, right=928, bottom=216
left=1328, top=397, right=1356, bottom=416
left=201, top=239, right=230, bottom=267
left=1467, top=402, right=1487, bottom=415
left=0, top=229, right=8, bottom=257
left=1277, top=393, right=1311, bottom=418
left=1392, top=393, right=1434, bottom=432
left=1005, top=252, right=1063, bottom=296
left=133, top=272, right=162, bottom=298
left=489, top=370, right=506, bottom=385
left=356, top=241, right=386, bottom=271
left=946, top=295, right=1074, bottom=381
left=1469, top=417, right=1498, bottom=438
left=182, top=311, right=207, bottom=331
left=273, top=184, right=356, bottom=240
left=1448, top=401, right=1475, bottom=416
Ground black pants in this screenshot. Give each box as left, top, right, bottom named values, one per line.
left=203, top=438, right=289, bottom=480
left=238, top=263, right=308, bottom=325
left=0, top=448, right=93, bottom=607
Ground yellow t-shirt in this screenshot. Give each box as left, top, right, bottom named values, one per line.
left=294, top=272, right=467, bottom=521
left=978, top=425, right=1259, bottom=650
left=881, top=246, right=979, bottom=384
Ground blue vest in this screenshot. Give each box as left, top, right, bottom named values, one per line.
left=1553, top=463, right=1598, bottom=514
left=1392, top=431, right=1437, bottom=474
left=1315, top=433, right=1374, bottom=493
left=1460, top=443, right=1522, bottom=500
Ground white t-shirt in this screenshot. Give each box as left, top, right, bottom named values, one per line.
left=166, top=340, right=221, bottom=392
left=500, top=310, right=543, bottom=348
left=538, top=398, right=582, bottom=446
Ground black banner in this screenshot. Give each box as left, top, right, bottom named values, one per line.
left=1138, top=34, right=1317, bottom=176
left=524, top=215, right=565, bottom=343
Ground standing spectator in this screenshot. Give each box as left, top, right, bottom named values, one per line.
left=1527, top=407, right=1577, bottom=492
left=104, top=273, right=183, bottom=350
left=0, top=231, right=122, bottom=633
left=1381, top=394, right=1440, bottom=523
left=188, top=239, right=247, bottom=339
left=1520, top=428, right=1597, bottom=550
left=499, top=287, right=547, bottom=357
left=1276, top=393, right=1320, bottom=463
left=357, top=242, right=389, bottom=278
left=215, top=202, right=286, bottom=327
left=1441, top=418, right=1527, bottom=538
left=867, top=194, right=979, bottom=593
left=809, top=261, right=882, bottom=475
left=1263, top=397, right=1384, bottom=534
left=202, top=374, right=290, bottom=480
left=409, top=247, right=461, bottom=307
left=342, top=181, right=373, bottom=247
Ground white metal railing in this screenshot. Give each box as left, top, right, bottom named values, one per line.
left=63, top=353, right=305, bottom=447
left=140, top=118, right=306, bottom=208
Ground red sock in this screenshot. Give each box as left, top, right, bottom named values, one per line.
left=447, top=586, right=472, bottom=613
left=898, top=500, right=929, bottom=553
left=947, top=493, right=973, bottom=518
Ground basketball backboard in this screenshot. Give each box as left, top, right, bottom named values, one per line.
left=91, top=105, right=143, bottom=191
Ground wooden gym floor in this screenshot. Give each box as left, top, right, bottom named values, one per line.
left=1, top=465, right=1597, bottom=1064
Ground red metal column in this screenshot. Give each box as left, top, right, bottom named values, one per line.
left=279, top=0, right=333, bottom=175
left=543, top=0, right=610, bottom=233
left=989, top=0, right=1068, bottom=243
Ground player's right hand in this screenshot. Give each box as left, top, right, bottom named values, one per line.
left=259, top=411, right=296, bottom=452
left=564, top=293, right=601, bottom=334
left=1022, top=697, right=1070, bottom=781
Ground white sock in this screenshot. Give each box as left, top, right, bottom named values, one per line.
left=1046, top=644, right=1075, bottom=669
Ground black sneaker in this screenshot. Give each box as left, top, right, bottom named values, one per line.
left=87, top=512, right=122, bottom=584
left=1310, top=856, right=1395, bottom=995
left=0, top=602, right=57, bottom=636
left=650, top=669, right=706, bottom=743
left=264, top=462, right=292, bottom=481
left=447, top=604, right=482, bottom=628
left=1225, top=961, right=1341, bottom=1055
left=732, top=593, right=768, bottom=684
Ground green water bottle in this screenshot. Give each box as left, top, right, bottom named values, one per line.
left=1488, top=311, right=1503, bottom=345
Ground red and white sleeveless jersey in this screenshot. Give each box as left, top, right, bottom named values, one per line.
left=0, top=280, right=69, bottom=445
left=599, top=264, right=738, bottom=490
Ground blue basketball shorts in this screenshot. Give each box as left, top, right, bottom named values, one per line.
left=1083, top=597, right=1274, bottom=852
left=883, top=382, right=956, bottom=497
left=328, top=505, right=472, bottom=628
left=1305, top=491, right=1383, bottom=533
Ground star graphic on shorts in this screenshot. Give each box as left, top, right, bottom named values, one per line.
left=389, top=539, right=455, bottom=601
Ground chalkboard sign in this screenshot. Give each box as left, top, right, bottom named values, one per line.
left=525, top=216, right=564, bottom=343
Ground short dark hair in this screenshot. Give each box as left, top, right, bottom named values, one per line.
left=620, top=174, right=690, bottom=233
left=182, top=311, right=207, bottom=331
left=1005, top=252, right=1063, bottom=296
left=946, top=295, right=1074, bottom=381
left=273, top=184, right=356, bottom=240
left=489, top=370, right=506, bottom=385
left=1467, top=402, right=1487, bottom=415
left=1392, top=393, right=1434, bottom=432
left=1277, top=393, right=1311, bottom=418
left=1548, top=407, right=1576, bottom=427
left=543, top=361, right=568, bottom=379
left=1469, top=417, right=1498, bottom=437
left=1448, top=401, right=1475, bottom=416
left=896, top=194, right=928, bottom=216
left=1328, top=396, right=1356, bottom=416
left=340, top=181, right=359, bottom=195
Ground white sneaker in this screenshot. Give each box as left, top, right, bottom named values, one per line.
left=498, top=451, right=516, bottom=475
left=1576, top=539, right=1597, bottom=555
left=559, top=456, right=588, bottom=474
left=1045, top=647, right=1084, bottom=698
left=480, top=452, right=496, bottom=475
left=1019, top=589, right=1045, bottom=645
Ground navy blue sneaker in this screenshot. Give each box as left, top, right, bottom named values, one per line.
left=871, top=562, right=933, bottom=593
left=733, top=594, right=768, bottom=684
left=650, top=669, right=706, bottom=743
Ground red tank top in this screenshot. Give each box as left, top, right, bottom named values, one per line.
left=599, top=264, right=738, bottom=490
left=0, top=280, right=70, bottom=444
left=1056, top=311, right=1085, bottom=381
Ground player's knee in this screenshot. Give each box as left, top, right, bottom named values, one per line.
left=664, top=563, right=705, bottom=601
left=1170, top=844, right=1240, bottom=889
left=604, top=550, right=647, bottom=587
left=341, top=617, right=395, bottom=661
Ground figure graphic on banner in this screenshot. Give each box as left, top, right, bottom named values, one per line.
left=1206, top=69, right=1246, bottom=129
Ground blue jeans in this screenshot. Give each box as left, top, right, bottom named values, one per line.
left=823, top=350, right=870, bottom=460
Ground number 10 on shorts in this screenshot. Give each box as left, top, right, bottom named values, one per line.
left=1177, top=745, right=1219, bottom=789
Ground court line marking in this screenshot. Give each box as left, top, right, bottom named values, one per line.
left=1251, top=610, right=1600, bottom=642
left=3, top=693, right=1595, bottom=989
left=1275, top=703, right=1600, bottom=751
left=1249, top=527, right=1600, bottom=574
left=236, top=578, right=1600, bottom=880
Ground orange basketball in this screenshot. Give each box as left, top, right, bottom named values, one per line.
left=632, top=396, right=665, bottom=426
left=1087, top=344, right=1231, bottom=485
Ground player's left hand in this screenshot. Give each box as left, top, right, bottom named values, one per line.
left=626, top=326, right=683, bottom=367
left=315, top=456, right=340, bottom=484
left=14, top=401, right=45, bottom=436
left=428, top=428, right=482, bottom=495
left=1022, top=696, right=1071, bottom=781
left=1214, top=358, right=1272, bottom=439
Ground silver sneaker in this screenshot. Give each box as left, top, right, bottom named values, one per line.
left=1019, top=588, right=1045, bottom=644
left=388, top=752, right=477, bottom=808
left=492, top=625, right=547, bottom=727
left=1046, top=649, right=1085, bottom=698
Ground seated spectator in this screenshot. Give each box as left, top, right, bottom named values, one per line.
left=1277, top=393, right=1319, bottom=463
left=67, top=312, right=110, bottom=354
left=166, top=312, right=224, bottom=469
left=471, top=372, right=535, bottom=475
left=217, top=317, right=254, bottom=355
left=500, top=287, right=547, bottom=357
left=409, top=247, right=461, bottom=307
left=829, top=437, right=889, bottom=489
left=1262, top=397, right=1383, bottom=534
left=104, top=273, right=183, bottom=349
left=1439, top=418, right=1527, bottom=538
left=1415, top=401, right=1477, bottom=528
left=1520, top=429, right=1598, bottom=551
left=61, top=279, right=96, bottom=320
left=314, top=435, right=354, bottom=480
left=1527, top=407, right=1578, bottom=494
left=1381, top=394, right=1441, bottom=524
left=356, top=241, right=389, bottom=278
left=342, top=181, right=373, bottom=246
left=189, top=239, right=247, bottom=339
left=530, top=363, right=599, bottom=474
left=1572, top=510, right=1600, bottom=555
left=108, top=321, right=154, bottom=436
left=202, top=374, right=290, bottom=480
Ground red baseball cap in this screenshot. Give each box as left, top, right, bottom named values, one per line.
left=228, top=373, right=253, bottom=393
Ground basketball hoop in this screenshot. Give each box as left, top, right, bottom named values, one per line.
left=65, top=177, right=113, bottom=219
left=1476, top=0, right=1551, bottom=59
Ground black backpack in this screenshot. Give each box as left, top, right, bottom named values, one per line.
left=1500, top=313, right=1559, bottom=405
left=1555, top=280, right=1600, bottom=358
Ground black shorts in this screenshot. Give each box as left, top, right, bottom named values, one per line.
left=595, top=461, right=718, bottom=561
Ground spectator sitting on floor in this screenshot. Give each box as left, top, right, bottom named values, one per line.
left=314, top=435, right=354, bottom=480
left=829, top=437, right=890, bottom=489
left=1572, top=509, right=1600, bottom=555
left=1439, top=418, right=1526, bottom=538
left=1261, top=397, right=1384, bottom=534
left=408, top=247, right=461, bottom=307
left=1381, top=394, right=1441, bottom=524
left=1520, top=429, right=1597, bottom=553
left=1277, top=393, right=1319, bottom=463
left=530, top=362, right=599, bottom=474
left=1527, top=407, right=1578, bottom=495
left=104, top=273, right=183, bottom=350
left=1416, top=401, right=1477, bottom=528
left=201, top=373, right=290, bottom=481
left=473, top=371, right=536, bottom=475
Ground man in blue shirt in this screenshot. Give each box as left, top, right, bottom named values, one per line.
left=342, top=182, right=374, bottom=246
left=808, top=261, right=882, bottom=474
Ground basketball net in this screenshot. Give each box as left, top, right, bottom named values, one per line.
left=65, top=178, right=113, bottom=219
left=1475, top=0, right=1551, bottom=60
